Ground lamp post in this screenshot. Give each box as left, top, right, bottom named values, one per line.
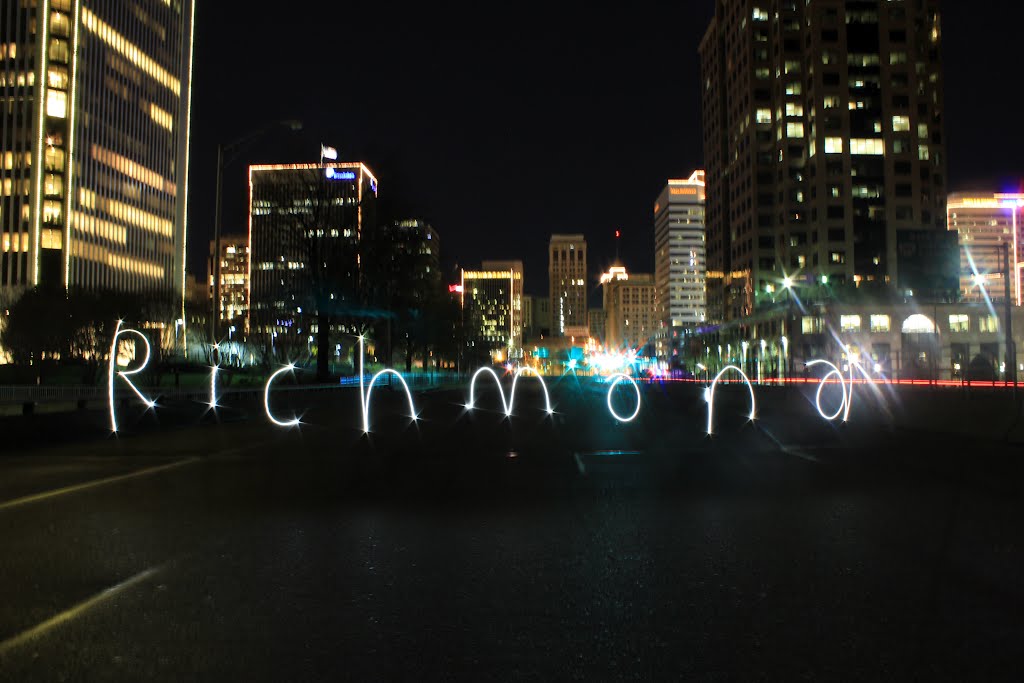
left=211, top=119, right=303, bottom=358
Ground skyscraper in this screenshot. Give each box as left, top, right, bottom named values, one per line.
left=700, top=0, right=945, bottom=322
left=548, top=233, right=587, bottom=336
left=654, top=170, right=706, bottom=360
left=600, top=265, right=657, bottom=354
left=247, top=162, right=377, bottom=351
left=0, top=0, right=195, bottom=306
left=461, top=260, right=524, bottom=362
left=947, top=193, right=1024, bottom=305
left=209, top=233, right=249, bottom=334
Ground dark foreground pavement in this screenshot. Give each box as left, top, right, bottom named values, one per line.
left=0, top=381, right=1022, bottom=681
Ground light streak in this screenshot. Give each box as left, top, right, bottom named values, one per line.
left=467, top=367, right=510, bottom=414
left=806, top=360, right=847, bottom=421
left=108, top=321, right=156, bottom=433
left=358, top=335, right=416, bottom=432
left=209, top=364, right=219, bottom=409
left=705, top=365, right=756, bottom=435
left=264, top=364, right=299, bottom=427
left=509, top=366, right=553, bottom=416
left=606, top=373, right=641, bottom=422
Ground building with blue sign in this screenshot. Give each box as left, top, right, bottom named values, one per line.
left=247, top=162, right=378, bottom=359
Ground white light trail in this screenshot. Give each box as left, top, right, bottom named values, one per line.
left=806, top=360, right=847, bottom=421
left=264, top=364, right=300, bottom=427
left=705, top=365, right=756, bottom=435
left=467, top=367, right=510, bottom=414
left=107, top=320, right=156, bottom=433
left=209, top=364, right=219, bottom=409
left=362, top=369, right=417, bottom=432
left=357, top=335, right=417, bottom=432
left=606, top=373, right=641, bottom=422
left=509, top=366, right=553, bottom=416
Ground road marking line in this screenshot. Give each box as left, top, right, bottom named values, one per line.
left=0, top=458, right=200, bottom=512
left=0, top=564, right=164, bottom=656
left=757, top=426, right=820, bottom=463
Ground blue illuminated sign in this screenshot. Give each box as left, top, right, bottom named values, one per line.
left=325, top=168, right=356, bottom=180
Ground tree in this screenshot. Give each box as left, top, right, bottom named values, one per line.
left=0, top=286, right=73, bottom=376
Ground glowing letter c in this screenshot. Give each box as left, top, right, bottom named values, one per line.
left=264, top=364, right=300, bottom=427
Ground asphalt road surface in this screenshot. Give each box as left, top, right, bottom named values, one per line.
left=0, top=380, right=1022, bottom=681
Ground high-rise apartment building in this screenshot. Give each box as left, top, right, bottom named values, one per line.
left=1, top=0, right=195, bottom=306
left=209, top=233, right=249, bottom=333
left=248, top=162, right=377, bottom=347
left=654, top=170, right=706, bottom=359
left=947, top=193, right=1024, bottom=305
left=549, top=233, right=587, bottom=336
left=600, top=265, right=657, bottom=353
left=700, top=0, right=945, bottom=322
left=461, top=260, right=524, bottom=362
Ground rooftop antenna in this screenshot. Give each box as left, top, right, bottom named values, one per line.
left=615, top=229, right=621, bottom=262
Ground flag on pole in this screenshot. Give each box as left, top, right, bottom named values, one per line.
left=321, top=144, right=338, bottom=161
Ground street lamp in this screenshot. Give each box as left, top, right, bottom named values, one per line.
left=212, top=119, right=303, bottom=356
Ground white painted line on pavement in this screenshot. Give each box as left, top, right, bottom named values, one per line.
left=0, top=457, right=201, bottom=512
left=0, top=564, right=165, bottom=656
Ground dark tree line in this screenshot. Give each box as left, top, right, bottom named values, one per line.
left=0, top=285, right=178, bottom=384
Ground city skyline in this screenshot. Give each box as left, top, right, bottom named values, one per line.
left=187, top=2, right=1024, bottom=300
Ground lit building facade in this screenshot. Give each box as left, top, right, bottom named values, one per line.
left=601, top=265, right=657, bottom=353
left=248, top=162, right=377, bottom=349
left=461, top=260, right=523, bottom=362
left=654, top=170, right=706, bottom=360
left=946, top=193, right=1024, bottom=305
left=208, top=233, right=249, bottom=334
left=0, top=0, right=195, bottom=308
left=549, top=233, right=587, bottom=336
left=700, top=0, right=946, bottom=322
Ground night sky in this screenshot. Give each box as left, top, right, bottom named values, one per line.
left=187, top=2, right=1024, bottom=303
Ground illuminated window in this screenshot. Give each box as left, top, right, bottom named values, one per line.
left=786, top=122, right=804, bottom=138
left=802, top=316, right=824, bottom=334
left=849, top=138, right=884, bottom=155
left=918, top=145, right=930, bottom=161
left=44, top=146, right=65, bottom=171
left=41, top=227, right=62, bottom=249
left=785, top=82, right=802, bottom=96
left=917, top=123, right=928, bottom=138
left=888, top=115, right=909, bottom=133
left=753, top=7, right=768, bottom=21
left=47, top=66, right=69, bottom=89
left=825, top=137, right=843, bottom=154
left=979, top=315, right=999, bottom=333
left=44, top=174, right=63, bottom=196
left=46, top=90, right=68, bottom=118
left=841, top=315, right=862, bottom=332
left=756, top=108, right=772, bottom=124
left=43, top=199, right=62, bottom=225
left=786, top=103, right=803, bottom=117
left=50, top=11, right=71, bottom=36
left=48, top=38, right=69, bottom=63
left=823, top=96, right=840, bottom=110
left=948, top=314, right=969, bottom=333
left=870, top=315, right=890, bottom=333
left=890, top=52, right=907, bottom=65
left=830, top=251, right=846, bottom=264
